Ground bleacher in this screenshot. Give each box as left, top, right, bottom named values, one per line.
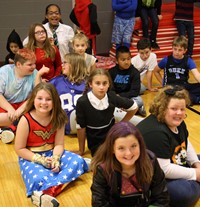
left=109, top=2, right=200, bottom=61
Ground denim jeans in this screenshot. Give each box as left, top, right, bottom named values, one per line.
left=166, top=179, right=200, bottom=207
left=176, top=20, right=194, bottom=56
left=140, top=7, right=159, bottom=42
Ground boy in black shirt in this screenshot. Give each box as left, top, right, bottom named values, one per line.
left=109, top=46, right=146, bottom=117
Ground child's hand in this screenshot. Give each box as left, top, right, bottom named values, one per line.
left=148, top=87, right=159, bottom=92
left=39, top=65, right=50, bottom=76
left=8, top=58, right=14, bottom=64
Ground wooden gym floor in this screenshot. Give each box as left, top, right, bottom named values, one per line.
left=0, top=61, right=200, bottom=207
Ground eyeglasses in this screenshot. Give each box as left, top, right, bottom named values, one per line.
left=47, top=11, right=60, bottom=16
left=34, top=30, right=45, bottom=35
left=164, top=85, right=184, bottom=96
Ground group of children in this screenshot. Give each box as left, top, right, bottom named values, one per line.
left=1, top=2, right=200, bottom=207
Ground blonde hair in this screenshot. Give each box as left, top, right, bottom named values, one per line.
left=71, top=33, right=89, bottom=49
left=63, top=53, right=87, bottom=84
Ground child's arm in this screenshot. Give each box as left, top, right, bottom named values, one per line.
left=153, top=65, right=163, bottom=85
left=14, top=116, right=34, bottom=160
left=77, top=128, right=86, bottom=156
left=121, top=109, right=137, bottom=122
left=0, top=94, right=16, bottom=123
left=146, top=70, right=158, bottom=92
left=34, top=65, right=50, bottom=85
left=191, top=68, right=200, bottom=83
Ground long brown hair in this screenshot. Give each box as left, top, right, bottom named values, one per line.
left=91, top=122, right=153, bottom=185
left=24, top=82, right=67, bottom=132
left=26, top=23, right=55, bottom=60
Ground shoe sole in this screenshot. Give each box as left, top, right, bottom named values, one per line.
left=31, top=191, right=59, bottom=207
left=0, top=131, right=15, bottom=144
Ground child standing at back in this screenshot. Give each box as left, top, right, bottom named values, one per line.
left=4, top=29, right=23, bottom=65
left=76, top=68, right=138, bottom=156
left=71, top=32, right=96, bottom=75
left=154, top=35, right=200, bottom=105
left=111, top=0, right=138, bottom=49
left=109, top=46, right=147, bottom=117
left=50, top=53, right=88, bottom=135
left=131, top=38, right=159, bottom=93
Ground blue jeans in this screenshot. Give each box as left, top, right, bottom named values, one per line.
left=176, top=20, right=194, bottom=56
left=131, top=96, right=144, bottom=108
left=166, top=179, right=200, bottom=207
left=140, top=7, right=159, bottom=42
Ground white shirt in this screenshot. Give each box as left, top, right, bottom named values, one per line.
left=87, top=91, right=109, bottom=110
left=131, top=52, right=157, bottom=81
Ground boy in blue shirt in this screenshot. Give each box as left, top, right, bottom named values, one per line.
left=154, top=36, right=200, bottom=104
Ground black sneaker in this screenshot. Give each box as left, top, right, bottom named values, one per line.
left=137, top=106, right=147, bottom=117
left=0, top=128, right=15, bottom=144
left=151, top=42, right=160, bottom=50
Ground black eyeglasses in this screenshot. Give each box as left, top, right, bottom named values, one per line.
left=34, top=30, right=45, bottom=35
left=164, top=85, right=184, bottom=96
left=47, top=11, right=60, bottom=16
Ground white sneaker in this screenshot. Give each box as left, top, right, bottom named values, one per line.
left=31, top=191, right=59, bottom=207
left=84, top=158, right=92, bottom=171
left=0, top=128, right=15, bottom=144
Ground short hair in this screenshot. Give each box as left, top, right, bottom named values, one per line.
left=116, top=46, right=131, bottom=59
left=71, top=33, right=89, bottom=47
left=14, top=48, right=36, bottom=65
left=137, top=38, right=151, bottom=50
left=172, top=36, right=188, bottom=50
left=149, top=85, right=190, bottom=122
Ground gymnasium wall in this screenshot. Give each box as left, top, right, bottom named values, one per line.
left=0, top=0, right=174, bottom=63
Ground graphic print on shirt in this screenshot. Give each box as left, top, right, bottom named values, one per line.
left=114, top=74, right=130, bottom=84
left=34, top=130, right=54, bottom=140
left=172, top=142, right=187, bottom=166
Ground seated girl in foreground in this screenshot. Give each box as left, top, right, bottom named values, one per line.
left=15, top=82, right=88, bottom=207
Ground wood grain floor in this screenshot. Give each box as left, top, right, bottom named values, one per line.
left=1, top=61, right=200, bottom=207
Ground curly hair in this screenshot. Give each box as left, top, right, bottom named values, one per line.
left=149, top=85, right=190, bottom=122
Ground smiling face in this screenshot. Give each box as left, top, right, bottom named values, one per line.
left=165, top=98, right=186, bottom=131
left=89, top=74, right=110, bottom=100
left=113, top=135, right=140, bottom=170
left=34, top=89, right=53, bottom=114
left=46, top=5, right=61, bottom=27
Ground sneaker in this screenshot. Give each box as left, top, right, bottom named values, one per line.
left=31, top=191, right=59, bottom=207
left=84, top=157, right=92, bottom=171
left=0, top=128, right=15, bottom=144
left=137, top=106, right=147, bottom=117
left=151, top=42, right=160, bottom=50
